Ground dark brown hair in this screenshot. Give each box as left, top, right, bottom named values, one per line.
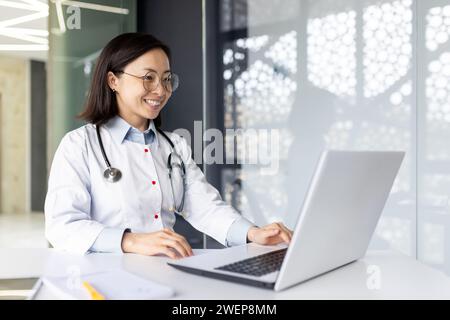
left=78, top=32, right=172, bottom=127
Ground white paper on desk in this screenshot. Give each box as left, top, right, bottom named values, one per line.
left=42, top=270, right=174, bottom=300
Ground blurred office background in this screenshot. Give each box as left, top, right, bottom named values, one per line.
left=1, top=0, right=450, bottom=276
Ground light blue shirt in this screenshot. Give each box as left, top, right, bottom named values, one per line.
left=90, top=118, right=254, bottom=252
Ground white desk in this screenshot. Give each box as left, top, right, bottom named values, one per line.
left=1, top=248, right=450, bottom=299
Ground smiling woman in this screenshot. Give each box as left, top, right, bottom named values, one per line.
left=44, top=32, right=292, bottom=257
left=78, top=33, right=173, bottom=129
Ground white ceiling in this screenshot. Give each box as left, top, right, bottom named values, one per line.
left=0, top=0, right=48, bottom=61
left=0, top=1, right=131, bottom=62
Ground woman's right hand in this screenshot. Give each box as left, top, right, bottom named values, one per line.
left=121, top=228, right=194, bottom=259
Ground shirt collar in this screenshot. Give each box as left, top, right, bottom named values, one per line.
left=105, top=115, right=159, bottom=147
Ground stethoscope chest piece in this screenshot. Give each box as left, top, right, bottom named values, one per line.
left=104, top=167, right=122, bottom=183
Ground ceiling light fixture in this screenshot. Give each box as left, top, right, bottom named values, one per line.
left=0, top=0, right=47, bottom=52
left=0, top=0, right=129, bottom=52
left=51, top=0, right=129, bottom=15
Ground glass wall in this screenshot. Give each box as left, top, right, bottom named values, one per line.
left=418, top=0, right=450, bottom=274
left=206, top=0, right=450, bottom=275
left=48, top=0, right=136, bottom=157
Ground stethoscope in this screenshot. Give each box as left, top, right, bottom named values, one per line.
left=96, top=124, right=186, bottom=214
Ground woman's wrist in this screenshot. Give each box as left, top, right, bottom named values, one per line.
left=121, top=231, right=135, bottom=253
left=246, top=226, right=259, bottom=243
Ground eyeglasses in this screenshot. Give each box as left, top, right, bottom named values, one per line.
left=117, top=70, right=179, bottom=93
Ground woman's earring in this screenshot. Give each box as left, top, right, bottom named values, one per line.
left=112, top=88, right=116, bottom=93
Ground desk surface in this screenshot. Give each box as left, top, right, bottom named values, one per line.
left=1, top=248, right=450, bottom=299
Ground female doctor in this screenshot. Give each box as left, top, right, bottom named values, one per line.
left=44, top=32, right=293, bottom=258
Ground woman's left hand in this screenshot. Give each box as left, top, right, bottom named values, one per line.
left=247, top=222, right=293, bottom=245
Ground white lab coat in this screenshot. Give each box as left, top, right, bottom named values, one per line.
left=44, top=118, right=242, bottom=254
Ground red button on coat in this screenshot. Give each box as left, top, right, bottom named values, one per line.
left=144, top=148, right=149, bottom=152
left=152, top=180, right=156, bottom=185
left=154, top=214, right=159, bottom=219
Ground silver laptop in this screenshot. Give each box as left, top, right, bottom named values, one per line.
left=168, top=150, right=405, bottom=291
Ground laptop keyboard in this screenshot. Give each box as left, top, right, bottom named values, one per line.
left=214, top=248, right=288, bottom=277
